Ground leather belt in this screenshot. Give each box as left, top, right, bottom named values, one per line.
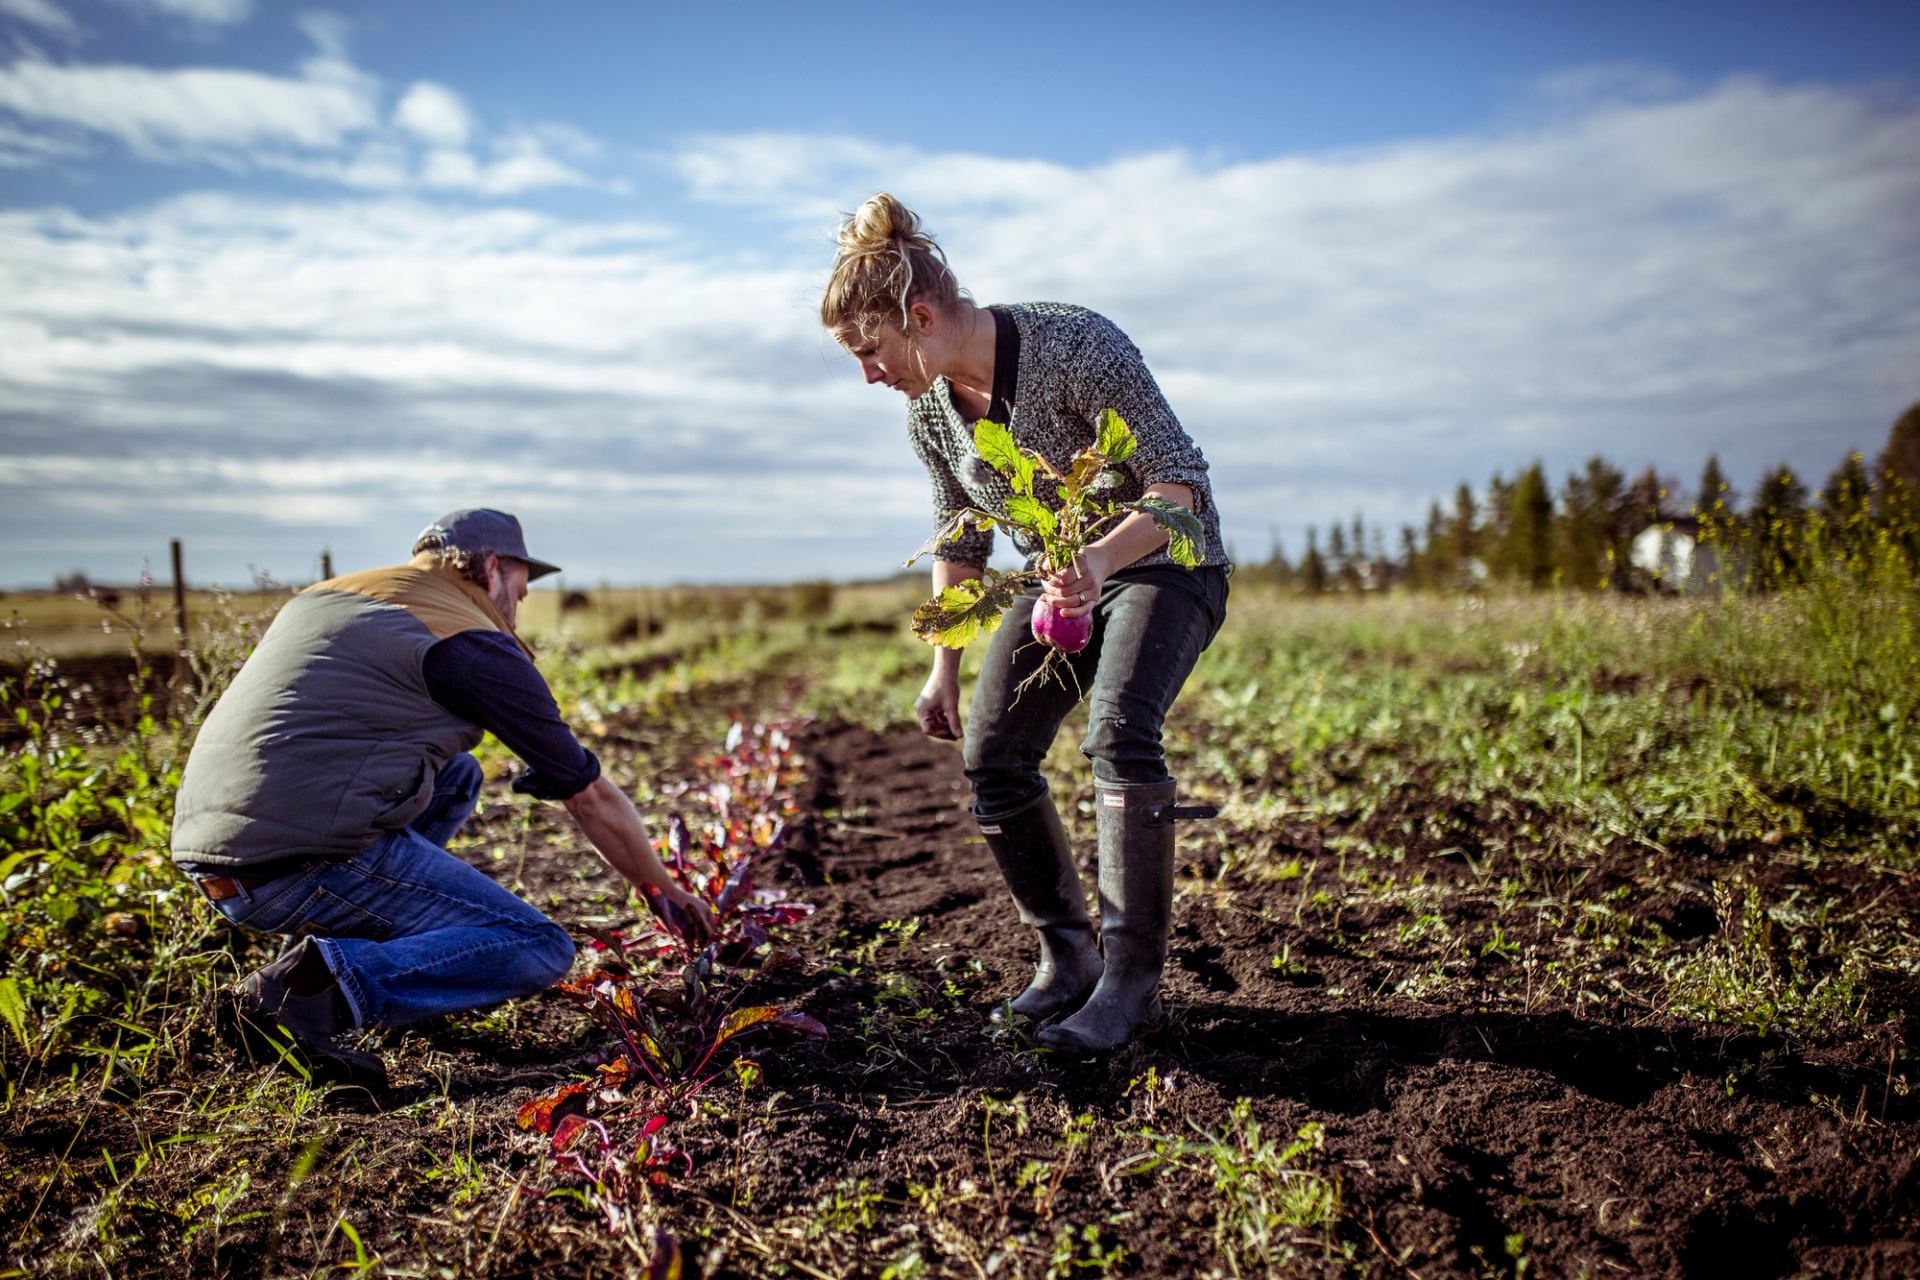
left=196, top=873, right=282, bottom=902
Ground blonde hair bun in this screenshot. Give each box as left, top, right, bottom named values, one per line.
left=840, top=191, right=898, bottom=251
left=840, top=191, right=917, bottom=255
left=822, top=193, right=963, bottom=330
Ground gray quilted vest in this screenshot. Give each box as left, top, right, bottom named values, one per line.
left=171, top=560, right=518, bottom=869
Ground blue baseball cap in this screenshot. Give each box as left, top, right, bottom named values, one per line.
left=419, top=508, right=563, bottom=580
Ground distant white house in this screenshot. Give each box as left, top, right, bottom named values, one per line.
left=1631, top=515, right=1723, bottom=593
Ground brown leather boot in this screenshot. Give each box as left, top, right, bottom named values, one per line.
left=236, top=936, right=387, bottom=1086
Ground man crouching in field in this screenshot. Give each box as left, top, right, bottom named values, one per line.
left=169, top=509, right=712, bottom=1086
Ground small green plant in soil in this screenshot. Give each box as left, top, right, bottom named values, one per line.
left=1664, top=880, right=1872, bottom=1040
left=1116, top=1101, right=1345, bottom=1271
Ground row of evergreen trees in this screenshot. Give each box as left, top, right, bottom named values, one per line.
left=1252, top=403, right=1920, bottom=593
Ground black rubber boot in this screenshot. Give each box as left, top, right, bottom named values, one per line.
left=974, top=788, right=1103, bottom=1023
left=1037, top=779, right=1180, bottom=1054
left=236, top=936, right=387, bottom=1087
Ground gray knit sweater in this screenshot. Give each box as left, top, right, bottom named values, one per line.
left=907, top=302, right=1229, bottom=571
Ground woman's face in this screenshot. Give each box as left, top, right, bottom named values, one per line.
left=835, top=308, right=933, bottom=399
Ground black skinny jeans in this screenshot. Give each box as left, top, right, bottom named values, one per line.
left=963, top=564, right=1230, bottom=817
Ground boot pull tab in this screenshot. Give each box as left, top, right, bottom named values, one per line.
left=1145, top=802, right=1220, bottom=826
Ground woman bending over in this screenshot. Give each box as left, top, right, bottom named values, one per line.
left=823, top=193, right=1231, bottom=1052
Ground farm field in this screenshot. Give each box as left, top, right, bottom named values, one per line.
left=3, top=580, right=1917, bottom=1278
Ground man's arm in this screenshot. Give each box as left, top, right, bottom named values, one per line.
left=565, top=776, right=712, bottom=943
left=422, top=630, right=712, bottom=943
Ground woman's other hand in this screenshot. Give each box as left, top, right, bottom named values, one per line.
left=916, top=670, right=964, bottom=740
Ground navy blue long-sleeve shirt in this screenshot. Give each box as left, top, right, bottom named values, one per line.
left=421, top=630, right=600, bottom=800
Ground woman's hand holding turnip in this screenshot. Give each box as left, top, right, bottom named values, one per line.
left=1043, top=547, right=1110, bottom=620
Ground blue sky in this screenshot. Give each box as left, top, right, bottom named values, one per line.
left=2, top=0, right=1917, bottom=587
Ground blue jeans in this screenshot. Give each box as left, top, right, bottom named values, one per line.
left=201, top=753, right=575, bottom=1028
left=963, top=564, right=1229, bottom=815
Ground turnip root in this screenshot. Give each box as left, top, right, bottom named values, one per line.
left=1031, top=598, right=1092, bottom=652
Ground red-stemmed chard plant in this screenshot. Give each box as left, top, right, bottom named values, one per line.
left=518, top=719, right=824, bottom=1224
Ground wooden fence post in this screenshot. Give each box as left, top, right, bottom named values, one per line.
left=170, top=538, right=188, bottom=644
left=320, top=550, right=334, bottom=580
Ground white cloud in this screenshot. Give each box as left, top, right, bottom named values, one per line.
left=672, top=133, right=920, bottom=220
left=123, top=0, right=251, bottom=24
left=0, top=56, right=378, bottom=154
left=667, top=77, right=1920, bottom=494
left=0, top=0, right=78, bottom=39
left=2, top=73, right=1916, bottom=584
left=1528, top=61, right=1689, bottom=110
left=467, top=128, right=590, bottom=194
left=294, top=10, right=349, bottom=61
left=0, top=190, right=899, bottom=581
left=0, top=115, right=84, bottom=164
left=0, top=32, right=607, bottom=195
left=394, top=80, right=469, bottom=147
left=258, top=128, right=595, bottom=195
left=416, top=129, right=592, bottom=195
left=417, top=144, right=476, bottom=188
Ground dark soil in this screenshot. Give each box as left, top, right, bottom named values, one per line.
left=734, top=722, right=1920, bottom=1280
left=5, top=711, right=1917, bottom=1278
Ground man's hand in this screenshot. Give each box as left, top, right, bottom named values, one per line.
left=642, top=882, right=715, bottom=947
left=566, top=776, right=715, bottom=941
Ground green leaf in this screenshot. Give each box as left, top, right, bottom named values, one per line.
left=1096, top=409, right=1138, bottom=464
left=1128, top=496, right=1205, bottom=567
left=0, top=977, right=27, bottom=1051
left=1006, top=495, right=1057, bottom=538
left=715, top=1005, right=778, bottom=1046
left=336, top=1217, right=371, bottom=1271
left=911, top=573, right=1024, bottom=648
left=974, top=418, right=1022, bottom=477
left=1010, top=454, right=1038, bottom=497
left=975, top=418, right=1039, bottom=496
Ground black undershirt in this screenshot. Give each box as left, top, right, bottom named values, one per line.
left=421, top=630, right=601, bottom=801
left=986, top=305, right=1020, bottom=424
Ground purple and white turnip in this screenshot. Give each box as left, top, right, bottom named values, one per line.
left=1029, top=596, right=1094, bottom=653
